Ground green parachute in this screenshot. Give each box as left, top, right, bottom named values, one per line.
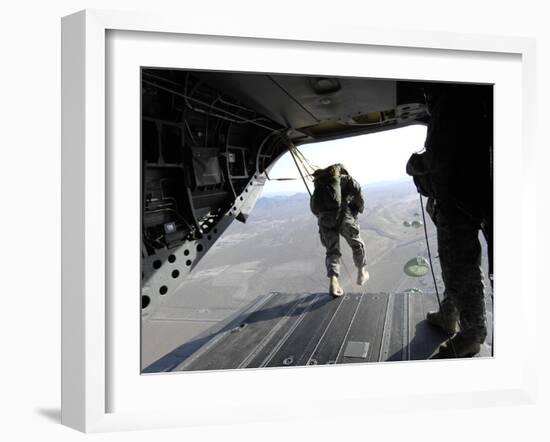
left=403, top=256, right=430, bottom=277
left=403, top=220, right=423, bottom=228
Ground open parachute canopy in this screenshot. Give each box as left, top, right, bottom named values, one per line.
left=411, top=220, right=423, bottom=228
left=403, top=220, right=411, bottom=227
left=403, top=256, right=430, bottom=277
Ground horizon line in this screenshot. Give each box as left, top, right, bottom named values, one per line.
left=261, top=176, right=413, bottom=198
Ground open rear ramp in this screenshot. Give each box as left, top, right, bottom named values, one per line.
left=144, top=291, right=493, bottom=373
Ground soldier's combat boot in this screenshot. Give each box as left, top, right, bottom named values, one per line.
left=329, top=275, right=344, bottom=298
left=357, top=267, right=370, bottom=286
left=429, top=333, right=482, bottom=359
left=426, top=310, right=459, bottom=335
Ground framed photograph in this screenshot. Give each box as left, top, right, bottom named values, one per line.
left=61, top=9, right=537, bottom=433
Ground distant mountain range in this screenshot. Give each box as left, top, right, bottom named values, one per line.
left=255, top=178, right=418, bottom=213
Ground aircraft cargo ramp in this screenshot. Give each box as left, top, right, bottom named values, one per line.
left=143, top=291, right=493, bottom=373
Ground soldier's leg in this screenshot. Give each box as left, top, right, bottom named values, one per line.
left=435, top=201, right=487, bottom=343
left=319, top=225, right=341, bottom=278
left=319, top=225, right=344, bottom=297
left=340, top=214, right=369, bottom=286
left=426, top=198, right=459, bottom=327
left=340, top=213, right=367, bottom=269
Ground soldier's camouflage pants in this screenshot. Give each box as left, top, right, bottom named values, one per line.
left=318, top=212, right=367, bottom=278
left=428, top=198, right=487, bottom=342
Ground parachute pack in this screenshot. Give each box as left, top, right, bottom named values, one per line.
left=310, top=164, right=344, bottom=217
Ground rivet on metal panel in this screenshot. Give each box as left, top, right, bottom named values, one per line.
left=282, top=356, right=294, bottom=366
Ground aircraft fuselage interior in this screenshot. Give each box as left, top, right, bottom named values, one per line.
left=140, top=69, right=489, bottom=324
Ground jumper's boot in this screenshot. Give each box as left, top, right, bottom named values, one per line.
left=426, top=310, right=459, bottom=335
left=357, top=267, right=370, bottom=286
left=429, top=333, right=482, bottom=359
left=329, top=275, right=344, bottom=298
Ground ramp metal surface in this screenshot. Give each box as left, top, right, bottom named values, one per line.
left=144, top=291, right=493, bottom=373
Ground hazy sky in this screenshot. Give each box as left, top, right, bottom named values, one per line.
left=262, top=124, right=427, bottom=196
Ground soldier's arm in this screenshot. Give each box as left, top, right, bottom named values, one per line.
left=310, top=195, right=318, bottom=216
left=407, top=91, right=465, bottom=178
left=349, top=177, right=365, bottom=213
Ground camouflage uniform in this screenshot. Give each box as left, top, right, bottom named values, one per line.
left=427, top=198, right=487, bottom=342
left=407, top=84, right=492, bottom=344
left=311, top=169, right=367, bottom=278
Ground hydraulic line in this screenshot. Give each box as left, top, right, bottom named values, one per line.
left=183, top=73, right=275, bottom=129
left=142, top=77, right=279, bottom=132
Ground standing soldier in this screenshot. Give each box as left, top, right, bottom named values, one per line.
left=310, top=163, right=369, bottom=298
left=406, top=83, right=493, bottom=358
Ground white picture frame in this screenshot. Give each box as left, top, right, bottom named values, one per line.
left=61, top=9, right=537, bottom=433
